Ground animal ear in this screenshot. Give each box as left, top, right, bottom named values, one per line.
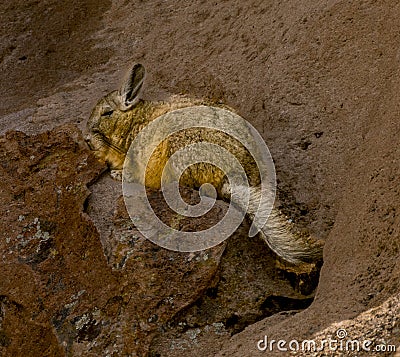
left=118, top=63, right=146, bottom=110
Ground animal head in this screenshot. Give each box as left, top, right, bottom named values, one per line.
left=85, top=64, right=146, bottom=168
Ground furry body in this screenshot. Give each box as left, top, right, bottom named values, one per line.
left=86, top=64, right=322, bottom=264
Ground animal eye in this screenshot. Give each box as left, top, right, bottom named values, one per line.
left=102, top=109, right=114, bottom=117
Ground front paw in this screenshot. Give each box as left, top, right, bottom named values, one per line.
left=110, top=169, right=123, bottom=181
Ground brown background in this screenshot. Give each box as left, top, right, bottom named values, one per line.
left=1, top=1, right=399, bottom=356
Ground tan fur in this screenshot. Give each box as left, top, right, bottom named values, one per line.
left=86, top=64, right=323, bottom=264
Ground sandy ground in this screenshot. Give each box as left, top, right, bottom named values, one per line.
left=1, top=0, right=399, bottom=356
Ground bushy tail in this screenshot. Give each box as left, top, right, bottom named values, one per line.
left=221, top=183, right=323, bottom=265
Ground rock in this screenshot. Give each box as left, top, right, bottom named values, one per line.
left=0, top=125, right=319, bottom=356
left=0, top=126, right=225, bottom=356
